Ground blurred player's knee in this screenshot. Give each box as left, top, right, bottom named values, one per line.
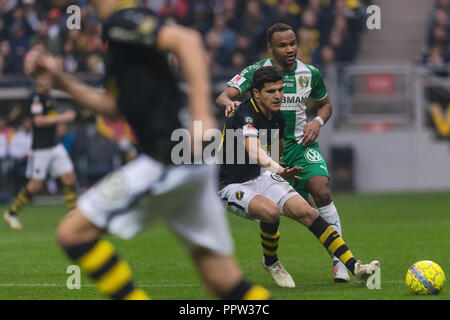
left=56, top=208, right=101, bottom=248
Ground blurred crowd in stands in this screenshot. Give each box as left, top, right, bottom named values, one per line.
left=0, top=0, right=371, bottom=78
left=0, top=0, right=372, bottom=199
left=422, top=0, right=450, bottom=75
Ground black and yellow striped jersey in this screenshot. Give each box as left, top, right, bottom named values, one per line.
left=29, top=92, right=58, bottom=150
left=218, top=98, right=285, bottom=187
left=102, top=7, right=183, bottom=164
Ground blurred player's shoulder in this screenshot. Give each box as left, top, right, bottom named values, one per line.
left=103, top=6, right=162, bottom=46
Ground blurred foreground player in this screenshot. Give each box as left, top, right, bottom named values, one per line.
left=24, top=0, right=270, bottom=300
left=4, top=62, right=77, bottom=230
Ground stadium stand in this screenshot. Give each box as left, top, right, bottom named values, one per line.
left=0, top=0, right=371, bottom=201
left=421, top=0, right=450, bottom=76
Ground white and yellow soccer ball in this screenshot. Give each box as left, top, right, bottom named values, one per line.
left=406, top=260, right=445, bottom=295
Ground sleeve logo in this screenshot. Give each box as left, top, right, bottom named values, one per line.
left=230, top=75, right=246, bottom=87
left=31, top=100, right=43, bottom=115
left=243, top=124, right=258, bottom=136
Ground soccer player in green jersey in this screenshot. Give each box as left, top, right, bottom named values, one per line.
left=216, top=23, right=350, bottom=284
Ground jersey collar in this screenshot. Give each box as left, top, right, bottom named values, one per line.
left=250, top=98, right=260, bottom=113
left=269, top=58, right=297, bottom=74
left=251, top=98, right=274, bottom=120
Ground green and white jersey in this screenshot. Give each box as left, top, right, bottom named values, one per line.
left=227, top=58, right=327, bottom=150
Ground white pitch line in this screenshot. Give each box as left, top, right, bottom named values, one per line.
left=0, top=281, right=405, bottom=288
left=0, top=283, right=200, bottom=288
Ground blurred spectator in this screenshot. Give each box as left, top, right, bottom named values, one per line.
left=298, top=28, right=318, bottom=64
left=221, top=0, right=240, bottom=31
left=422, top=0, right=449, bottom=75
left=8, top=116, right=32, bottom=193
left=327, top=28, right=355, bottom=62
left=86, top=53, right=104, bottom=76
left=0, top=39, right=17, bottom=73
left=8, top=115, right=31, bottom=159
left=46, top=8, right=63, bottom=55
left=316, top=44, right=336, bottom=68
left=8, top=7, right=32, bottom=74
left=424, top=45, right=447, bottom=68
left=62, top=39, right=78, bottom=73
left=0, top=55, right=4, bottom=75
left=143, top=0, right=166, bottom=13
left=0, top=116, right=8, bottom=159
left=0, top=0, right=369, bottom=78
left=30, top=19, right=49, bottom=47
left=429, top=25, right=449, bottom=48
left=436, top=0, right=450, bottom=11
left=230, top=49, right=246, bottom=72
left=57, top=122, right=75, bottom=154
left=297, top=9, right=321, bottom=63
left=22, top=0, right=39, bottom=32
left=274, top=0, right=302, bottom=30
left=159, top=0, right=190, bottom=25
left=205, top=13, right=236, bottom=68
left=333, top=0, right=365, bottom=35
left=237, top=0, right=270, bottom=63
left=219, top=48, right=247, bottom=79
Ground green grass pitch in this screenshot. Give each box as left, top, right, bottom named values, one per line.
left=0, top=191, right=449, bottom=300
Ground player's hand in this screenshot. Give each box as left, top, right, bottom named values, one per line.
left=277, top=166, right=303, bottom=181
left=279, top=156, right=287, bottom=167
left=224, top=101, right=241, bottom=117
left=25, top=45, right=63, bottom=87
left=302, top=120, right=321, bottom=146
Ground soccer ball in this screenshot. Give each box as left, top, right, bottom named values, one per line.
left=406, top=260, right=445, bottom=295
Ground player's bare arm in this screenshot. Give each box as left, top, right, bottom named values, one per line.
left=25, top=47, right=119, bottom=119
left=157, top=25, right=214, bottom=123
left=244, top=136, right=301, bottom=181
left=157, top=24, right=217, bottom=151
left=216, top=86, right=242, bottom=117
left=33, top=110, right=76, bottom=127
left=302, top=95, right=332, bottom=146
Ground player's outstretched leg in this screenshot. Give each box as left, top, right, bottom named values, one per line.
left=307, top=176, right=350, bottom=282
left=192, top=247, right=271, bottom=300
left=246, top=195, right=295, bottom=288
left=317, top=201, right=350, bottom=282
left=259, top=221, right=295, bottom=288
left=59, top=172, right=78, bottom=211
left=3, top=179, right=43, bottom=230
left=56, top=209, right=149, bottom=300
left=283, top=195, right=380, bottom=285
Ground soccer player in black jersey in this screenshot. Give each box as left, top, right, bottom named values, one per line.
left=3, top=66, right=77, bottom=230
left=24, top=0, right=270, bottom=300
left=218, top=66, right=380, bottom=287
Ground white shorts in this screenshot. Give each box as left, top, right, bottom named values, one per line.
left=26, top=144, right=74, bottom=180
left=77, top=154, right=233, bottom=255
left=218, top=172, right=297, bottom=221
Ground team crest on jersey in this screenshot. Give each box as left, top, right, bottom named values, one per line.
left=245, top=116, right=253, bottom=124
left=236, top=191, right=244, bottom=201
left=299, top=76, right=310, bottom=88
left=305, top=148, right=323, bottom=163
left=138, top=16, right=156, bottom=35
left=31, top=96, right=43, bottom=115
